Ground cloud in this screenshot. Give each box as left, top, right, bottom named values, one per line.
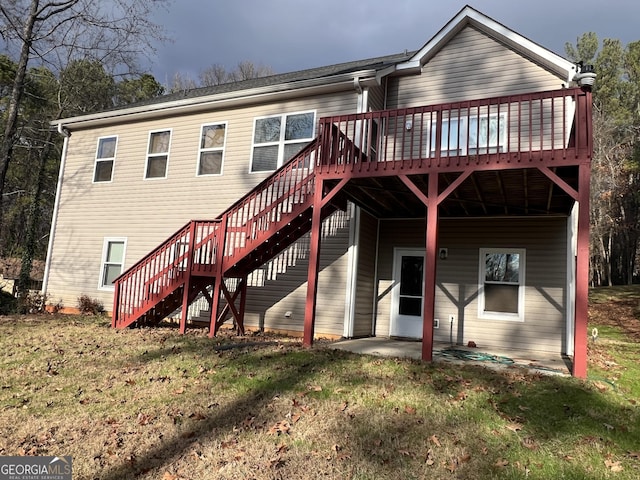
left=147, top=0, right=640, bottom=86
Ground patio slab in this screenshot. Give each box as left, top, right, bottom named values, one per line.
left=329, top=337, right=572, bottom=376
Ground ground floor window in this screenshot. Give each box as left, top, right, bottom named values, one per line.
left=478, top=248, right=525, bottom=321
left=99, top=238, right=127, bottom=289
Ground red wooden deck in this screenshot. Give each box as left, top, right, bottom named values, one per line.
left=112, top=87, right=592, bottom=377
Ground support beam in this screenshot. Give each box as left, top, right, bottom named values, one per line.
left=304, top=178, right=324, bottom=346
left=573, top=162, right=590, bottom=378
left=422, top=173, right=439, bottom=362
left=220, top=279, right=247, bottom=335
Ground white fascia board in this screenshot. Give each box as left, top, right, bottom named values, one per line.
left=384, top=6, right=576, bottom=83
left=53, top=70, right=378, bottom=130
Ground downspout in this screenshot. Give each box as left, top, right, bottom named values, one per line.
left=41, top=123, right=70, bottom=297
left=343, top=78, right=366, bottom=337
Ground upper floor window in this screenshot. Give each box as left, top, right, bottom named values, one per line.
left=93, top=136, right=117, bottom=182
left=145, top=129, right=171, bottom=179
left=429, top=113, right=506, bottom=157
left=478, top=248, right=525, bottom=321
left=99, top=238, right=126, bottom=289
left=197, top=123, right=227, bottom=176
left=251, top=111, right=315, bottom=172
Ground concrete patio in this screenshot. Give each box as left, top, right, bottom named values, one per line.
left=329, top=337, right=572, bottom=376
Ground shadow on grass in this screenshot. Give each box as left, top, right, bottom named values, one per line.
left=101, top=334, right=639, bottom=479
left=100, top=340, right=342, bottom=479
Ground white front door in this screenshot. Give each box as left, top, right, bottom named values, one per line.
left=390, top=249, right=425, bottom=339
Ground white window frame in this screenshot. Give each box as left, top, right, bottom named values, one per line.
left=92, top=135, right=118, bottom=183
left=428, top=113, right=506, bottom=157
left=249, top=110, right=316, bottom=173
left=196, top=122, right=227, bottom=177
left=98, top=237, right=127, bottom=290
left=144, top=129, right=172, bottom=180
left=478, top=247, right=525, bottom=322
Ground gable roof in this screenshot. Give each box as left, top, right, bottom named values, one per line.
left=54, top=5, right=575, bottom=130
left=381, top=5, right=576, bottom=83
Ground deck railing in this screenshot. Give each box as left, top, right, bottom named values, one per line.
left=112, top=220, right=222, bottom=328
left=220, top=139, right=319, bottom=267
left=316, top=87, right=590, bottom=174
left=112, top=140, right=321, bottom=327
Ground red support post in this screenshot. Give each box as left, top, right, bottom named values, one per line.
left=179, top=221, right=197, bottom=334
left=237, top=276, right=248, bottom=335
left=303, top=178, right=324, bottom=346
left=112, top=280, right=120, bottom=328
left=208, top=278, right=222, bottom=337
left=422, top=173, right=439, bottom=362
left=573, top=166, right=591, bottom=378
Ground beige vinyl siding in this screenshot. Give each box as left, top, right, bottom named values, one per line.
left=352, top=209, right=378, bottom=337
left=242, top=210, right=351, bottom=337
left=367, top=84, right=386, bottom=112
left=387, top=26, right=565, bottom=109
left=46, top=90, right=359, bottom=316
left=375, top=217, right=567, bottom=354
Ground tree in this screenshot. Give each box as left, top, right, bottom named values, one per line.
left=168, top=61, right=275, bottom=92
left=567, top=34, right=640, bottom=285
left=115, top=74, right=164, bottom=106
left=0, top=0, right=170, bottom=254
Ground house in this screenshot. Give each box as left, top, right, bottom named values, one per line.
left=43, top=6, right=594, bottom=377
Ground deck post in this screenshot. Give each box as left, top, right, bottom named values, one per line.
left=111, top=280, right=120, bottom=328
left=179, top=221, right=197, bottom=334
left=208, top=278, right=222, bottom=337
left=236, top=276, right=248, bottom=335
left=422, top=173, right=439, bottom=362
left=303, top=178, right=324, bottom=346
left=573, top=166, right=590, bottom=378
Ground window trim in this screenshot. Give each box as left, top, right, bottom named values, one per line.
left=196, top=121, right=227, bottom=177
left=98, top=237, right=127, bottom=290
left=428, top=112, right=506, bottom=157
left=249, top=110, right=316, bottom=173
left=144, top=128, right=172, bottom=180
left=92, top=135, right=118, bottom=183
left=478, top=247, right=525, bottom=322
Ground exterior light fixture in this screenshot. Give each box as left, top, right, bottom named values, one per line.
left=573, top=63, right=596, bottom=88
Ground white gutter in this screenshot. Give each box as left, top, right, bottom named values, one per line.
left=41, top=123, right=70, bottom=296
left=52, top=69, right=380, bottom=130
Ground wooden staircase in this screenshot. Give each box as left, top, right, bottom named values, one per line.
left=112, top=138, right=336, bottom=331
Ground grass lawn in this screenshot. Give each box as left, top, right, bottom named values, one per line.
left=0, top=286, right=639, bottom=479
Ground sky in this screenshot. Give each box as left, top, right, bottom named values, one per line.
left=148, top=0, right=640, bottom=86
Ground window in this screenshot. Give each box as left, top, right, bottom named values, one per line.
left=93, top=136, right=117, bottom=182
left=251, top=111, right=315, bottom=172
left=479, top=248, right=525, bottom=321
left=429, top=114, right=505, bottom=157
left=197, top=123, right=227, bottom=176
left=99, top=239, right=126, bottom=289
left=145, top=130, right=171, bottom=179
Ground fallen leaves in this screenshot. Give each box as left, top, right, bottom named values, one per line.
left=604, top=458, right=624, bottom=472
left=267, top=421, right=291, bottom=436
